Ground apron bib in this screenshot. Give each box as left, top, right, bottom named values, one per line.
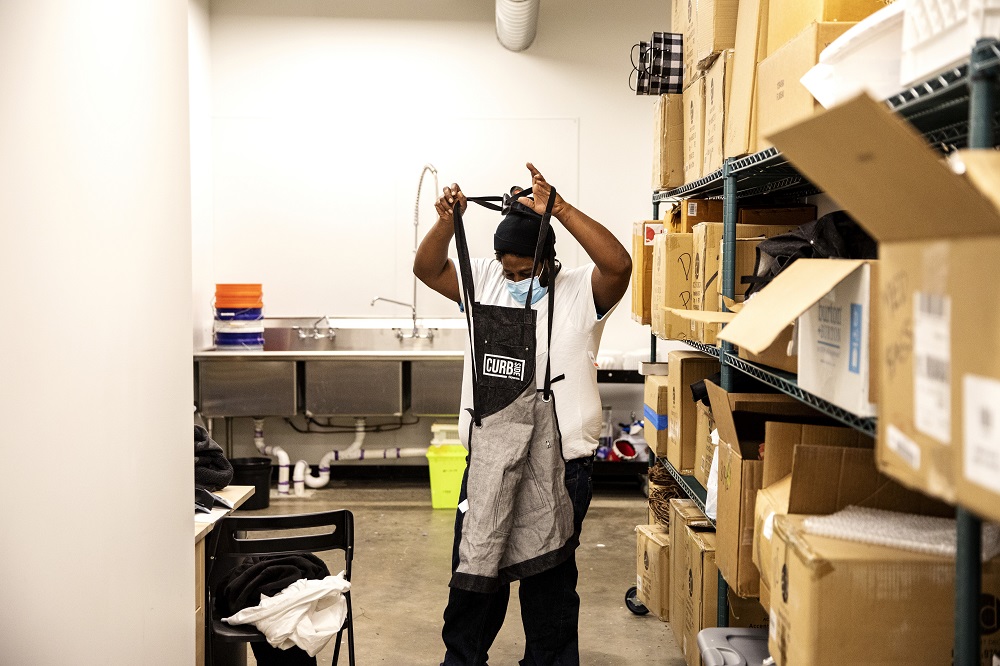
left=448, top=188, right=575, bottom=593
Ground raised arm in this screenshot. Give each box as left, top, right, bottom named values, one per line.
left=413, top=183, right=466, bottom=304
left=518, top=163, right=632, bottom=314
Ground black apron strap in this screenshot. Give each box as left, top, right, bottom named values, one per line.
left=452, top=201, right=482, bottom=425
left=522, top=188, right=557, bottom=401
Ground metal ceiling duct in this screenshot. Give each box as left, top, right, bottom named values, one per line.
left=495, top=0, right=539, bottom=52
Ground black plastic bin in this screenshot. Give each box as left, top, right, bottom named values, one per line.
left=229, top=457, right=272, bottom=510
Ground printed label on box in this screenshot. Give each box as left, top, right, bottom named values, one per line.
left=817, top=300, right=843, bottom=368
left=644, top=222, right=664, bottom=245
left=887, top=424, right=922, bottom=471
left=913, top=292, right=951, bottom=444
left=963, top=374, right=1000, bottom=494
left=688, top=202, right=698, bottom=217
left=763, top=512, right=775, bottom=540
left=849, top=303, right=862, bottom=374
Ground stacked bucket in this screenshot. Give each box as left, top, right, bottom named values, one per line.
left=214, top=284, right=265, bottom=351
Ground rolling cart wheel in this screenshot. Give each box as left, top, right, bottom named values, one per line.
left=625, top=586, right=649, bottom=615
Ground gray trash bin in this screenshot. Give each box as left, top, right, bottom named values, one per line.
left=697, top=627, right=770, bottom=666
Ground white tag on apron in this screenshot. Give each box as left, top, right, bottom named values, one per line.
left=458, top=499, right=469, bottom=514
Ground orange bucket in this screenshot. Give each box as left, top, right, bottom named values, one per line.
left=215, top=284, right=263, bottom=308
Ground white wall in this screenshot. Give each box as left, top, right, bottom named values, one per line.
left=191, top=0, right=216, bottom=350
left=202, top=0, right=672, bottom=462
left=207, top=0, right=669, bottom=351
left=0, top=2, right=193, bottom=663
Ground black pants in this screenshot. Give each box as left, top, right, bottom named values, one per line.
left=441, top=456, right=594, bottom=666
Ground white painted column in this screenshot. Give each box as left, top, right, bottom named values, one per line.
left=0, top=2, right=193, bottom=663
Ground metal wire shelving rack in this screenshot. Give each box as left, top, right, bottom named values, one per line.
left=641, top=38, right=999, bottom=665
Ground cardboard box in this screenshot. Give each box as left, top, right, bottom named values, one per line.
left=653, top=94, right=685, bottom=190
left=667, top=198, right=725, bottom=234
left=643, top=374, right=671, bottom=457
left=695, top=0, right=741, bottom=68
left=769, top=94, right=1000, bottom=517
left=768, top=514, right=1000, bottom=666
left=718, top=259, right=879, bottom=417
left=694, top=401, right=717, bottom=488
left=680, top=0, right=699, bottom=85
left=749, top=422, right=951, bottom=612
left=668, top=499, right=712, bottom=649
left=766, top=0, right=886, bottom=57
left=703, top=50, right=734, bottom=175
left=691, top=219, right=806, bottom=344
left=683, top=77, right=706, bottom=184
left=631, top=221, right=664, bottom=325
left=635, top=524, right=671, bottom=620
left=738, top=324, right=797, bottom=374
left=752, top=434, right=952, bottom=597
left=705, top=381, right=826, bottom=597
left=737, top=206, right=816, bottom=227
left=756, top=22, right=855, bottom=150
left=678, top=525, right=770, bottom=666
left=666, top=350, right=719, bottom=474
left=725, top=0, right=770, bottom=158
left=651, top=232, right=695, bottom=340
left=680, top=525, right=718, bottom=666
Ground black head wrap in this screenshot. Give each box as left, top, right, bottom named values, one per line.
left=493, top=202, right=555, bottom=258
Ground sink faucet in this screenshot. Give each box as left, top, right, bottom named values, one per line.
left=370, top=297, right=433, bottom=341
left=293, top=316, right=336, bottom=340
left=368, top=165, right=440, bottom=343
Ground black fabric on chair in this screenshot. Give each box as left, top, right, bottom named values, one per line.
left=205, top=509, right=355, bottom=666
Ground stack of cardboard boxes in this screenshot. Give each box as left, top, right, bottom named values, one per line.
left=770, top=94, right=1000, bottom=539
left=651, top=0, right=890, bottom=185
left=636, top=498, right=769, bottom=666
left=634, top=202, right=816, bottom=344
left=638, top=5, right=1000, bottom=664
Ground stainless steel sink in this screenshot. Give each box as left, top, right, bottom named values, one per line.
left=194, top=318, right=468, bottom=418
left=263, top=325, right=466, bottom=353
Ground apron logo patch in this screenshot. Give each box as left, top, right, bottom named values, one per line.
left=483, top=354, right=525, bottom=381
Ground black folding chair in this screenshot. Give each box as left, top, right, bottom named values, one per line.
left=205, top=509, right=355, bottom=666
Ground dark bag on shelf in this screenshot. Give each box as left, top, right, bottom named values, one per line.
left=630, top=31, right=683, bottom=95
left=743, top=210, right=879, bottom=299
left=195, top=424, right=234, bottom=491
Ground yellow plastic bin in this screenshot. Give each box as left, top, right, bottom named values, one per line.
left=426, top=444, right=468, bottom=509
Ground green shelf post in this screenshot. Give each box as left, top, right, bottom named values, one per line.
left=716, top=157, right=739, bottom=628
left=955, top=37, right=998, bottom=666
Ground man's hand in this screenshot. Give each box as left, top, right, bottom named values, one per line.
left=435, top=183, right=468, bottom=223
left=517, top=163, right=567, bottom=219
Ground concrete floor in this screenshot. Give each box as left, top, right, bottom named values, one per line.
left=235, top=477, right=686, bottom=665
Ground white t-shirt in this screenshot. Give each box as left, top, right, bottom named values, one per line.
left=453, top=258, right=616, bottom=460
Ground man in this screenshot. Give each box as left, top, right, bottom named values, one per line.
left=413, top=163, right=631, bottom=666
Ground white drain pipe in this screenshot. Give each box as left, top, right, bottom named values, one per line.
left=496, top=0, right=539, bottom=52
left=253, top=418, right=291, bottom=496
left=291, top=418, right=429, bottom=496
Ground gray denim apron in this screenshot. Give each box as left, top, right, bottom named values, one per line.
left=448, top=189, right=575, bottom=594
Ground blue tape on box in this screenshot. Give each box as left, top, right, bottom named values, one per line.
left=643, top=404, right=668, bottom=430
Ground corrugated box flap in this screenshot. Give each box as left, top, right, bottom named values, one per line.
left=956, top=149, right=1000, bottom=213
left=666, top=308, right=736, bottom=324
left=769, top=94, right=1000, bottom=243
left=718, top=259, right=866, bottom=353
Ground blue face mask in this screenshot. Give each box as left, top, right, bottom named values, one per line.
left=507, top=276, right=547, bottom=305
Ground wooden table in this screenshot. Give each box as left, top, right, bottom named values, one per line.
left=195, top=485, right=255, bottom=666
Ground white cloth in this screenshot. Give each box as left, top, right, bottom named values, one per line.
left=222, top=573, right=351, bottom=657
left=453, top=258, right=617, bottom=460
